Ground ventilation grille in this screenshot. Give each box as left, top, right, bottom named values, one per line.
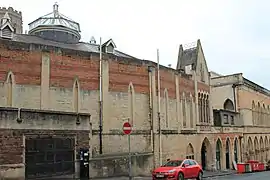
left=1, top=27, right=12, bottom=39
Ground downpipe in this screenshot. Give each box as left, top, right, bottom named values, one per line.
left=99, top=37, right=103, bottom=154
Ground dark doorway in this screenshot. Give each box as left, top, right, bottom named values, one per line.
left=234, top=139, right=238, bottom=163
left=226, top=139, right=230, bottom=169
left=25, top=136, right=75, bottom=179
left=216, top=140, right=222, bottom=170
left=201, top=142, right=207, bottom=170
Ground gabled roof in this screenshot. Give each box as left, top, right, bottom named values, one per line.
left=176, top=39, right=206, bottom=71
left=102, top=38, right=117, bottom=48
left=0, top=11, right=14, bottom=32
left=1, top=21, right=14, bottom=32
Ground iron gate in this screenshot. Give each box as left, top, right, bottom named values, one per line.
left=25, top=137, right=75, bottom=179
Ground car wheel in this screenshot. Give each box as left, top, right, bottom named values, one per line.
left=197, top=171, right=203, bottom=180
left=178, top=172, right=184, bottom=180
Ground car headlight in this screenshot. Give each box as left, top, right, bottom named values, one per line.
left=168, top=169, right=176, bottom=173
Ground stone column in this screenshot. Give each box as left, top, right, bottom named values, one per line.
left=41, top=52, right=50, bottom=109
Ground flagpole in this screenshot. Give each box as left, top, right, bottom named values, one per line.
left=157, top=49, right=162, bottom=166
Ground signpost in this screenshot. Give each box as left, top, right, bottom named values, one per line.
left=123, top=122, right=132, bottom=180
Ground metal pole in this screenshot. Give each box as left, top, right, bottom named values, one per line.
left=157, top=49, right=162, bottom=166
left=99, top=37, right=103, bottom=154
left=128, top=133, right=132, bottom=180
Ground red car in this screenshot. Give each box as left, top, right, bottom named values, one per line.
left=151, top=159, right=203, bottom=180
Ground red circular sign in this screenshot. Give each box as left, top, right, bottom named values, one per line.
left=123, top=122, right=132, bottom=135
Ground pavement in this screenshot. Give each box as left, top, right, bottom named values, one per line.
left=89, top=170, right=236, bottom=179
left=205, top=171, right=270, bottom=180
left=30, top=170, right=270, bottom=180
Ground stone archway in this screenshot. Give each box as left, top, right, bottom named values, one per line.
left=254, top=137, right=259, bottom=160
left=201, top=137, right=212, bottom=170
left=247, top=137, right=254, bottom=160
left=234, top=138, right=239, bottom=163
left=216, top=138, right=222, bottom=170
left=225, top=138, right=231, bottom=169
left=186, top=143, right=194, bottom=159
left=260, top=137, right=264, bottom=162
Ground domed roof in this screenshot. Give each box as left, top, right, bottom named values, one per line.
left=28, top=3, right=80, bottom=32
left=28, top=3, right=81, bottom=43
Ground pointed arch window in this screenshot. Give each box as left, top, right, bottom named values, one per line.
left=200, top=63, right=205, bottom=82
left=189, top=94, right=193, bottom=128
left=263, top=104, right=266, bottom=126
left=164, top=89, right=169, bottom=128
left=252, top=101, right=256, bottom=125
left=202, top=94, right=206, bottom=122
left=258, top=102, right=261, bottom=126
left=73, top=79, right=80, bottom=113
left=206, top=95, right=210, bottom=123
left=128, top=82, right=135, bottom=125
left=182, top=92, right=186, bottom=127
left=6, top=73, right=13, bottom=107
left=198, top=93, right=202, bottom=123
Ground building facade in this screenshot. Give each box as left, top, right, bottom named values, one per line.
left=211, top=72, right=270, bottom=170
left=0, top=3, right=268, bottom=179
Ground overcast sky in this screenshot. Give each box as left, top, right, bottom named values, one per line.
left=3, top=0, right=270, bottom=88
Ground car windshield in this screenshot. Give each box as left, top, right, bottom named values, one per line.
left=162, top=160, right=183, bottom=167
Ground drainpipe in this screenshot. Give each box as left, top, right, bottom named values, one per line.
left=157, top=49, right=162, bottom=166
left=148, top=66, right=154, bottom=152
left=99, top=37, right=103, bottom=154
left=232, top=84, right=239, bottom=112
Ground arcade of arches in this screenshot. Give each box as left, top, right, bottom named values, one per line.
left=245, top=136, right=270, bottom=162
left=184, top=135, right=270, bottom=171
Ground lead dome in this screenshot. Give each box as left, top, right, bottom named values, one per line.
left=28, top=3, right=81, bottom=43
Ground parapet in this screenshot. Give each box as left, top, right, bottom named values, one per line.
left=0, top=7, right=22, bottom=16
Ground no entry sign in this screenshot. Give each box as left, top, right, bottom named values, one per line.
left=123, top=122, right=132, bottom=135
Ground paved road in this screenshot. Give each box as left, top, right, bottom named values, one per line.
left=205, top=171, right=270, bottom=180
left=88, top=171, right=270, bottom=180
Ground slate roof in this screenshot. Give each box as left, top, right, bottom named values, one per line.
left=11, top=34, right=137, bottom=59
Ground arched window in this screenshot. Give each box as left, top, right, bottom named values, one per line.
left=6, top=72, right=14, bottom=107
left=189, top=94, right=193, bottom=128
left=206, top=95, right=210, bottom=123
left=73, top=79, right=80, bottom=112
left=128, top=82, right=135, bottom=125
left=202, top=94, right=206, bottom=122
left=223, top=99, right=234, bottom=111
left=164, top=89, right=169, bottom=128
left=198, top=93, right=202, bottom=123
left=258, top=102, right=261, bottom=126
left=252, top=101, right=256, bottom=125
left=263, top=104, right=266, bottom=126
left=186, top=143, right=194, bottom=159
left=182, top=92, right=186, bottom=127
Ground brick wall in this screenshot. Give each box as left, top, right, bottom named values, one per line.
left=0, top=107, right=91, bottom=179
left=0, top=129, right=89, bottom=165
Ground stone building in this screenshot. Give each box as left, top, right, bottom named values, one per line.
left=0, top=2, right=260, bottom=179
left=0, top=7, right=22, bottom=34
left=211, top=72, right=270, bottom=169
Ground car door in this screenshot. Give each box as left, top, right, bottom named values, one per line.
left=182, top=160, right=191, bottom=178
left=188, top=160, right=197, bottom=178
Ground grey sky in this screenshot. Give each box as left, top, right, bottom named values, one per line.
left=3, top=0, right=270, bottom=88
